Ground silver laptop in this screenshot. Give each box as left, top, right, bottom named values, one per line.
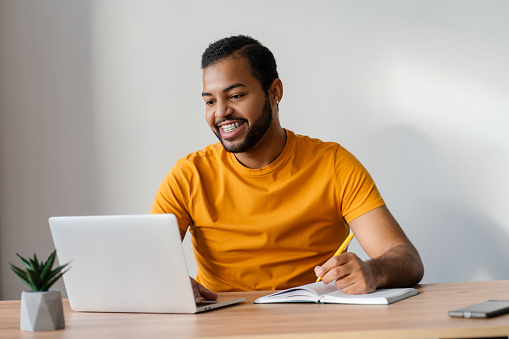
left=49, top=214, right=244, bottom=313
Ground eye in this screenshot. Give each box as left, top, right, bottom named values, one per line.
left=204, top=99, right=215, bottom=106
left=230, top=93, right=245, bottom=101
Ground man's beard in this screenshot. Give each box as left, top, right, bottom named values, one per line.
left=213, top=97, right=273, bottom=153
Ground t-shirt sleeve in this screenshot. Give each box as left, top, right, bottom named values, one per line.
left=150, top=158, right=194, bottom=232
left=334, top=145, right=385, bottom=224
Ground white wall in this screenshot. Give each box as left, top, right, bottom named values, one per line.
left=1, top=0, right=508, bottom=300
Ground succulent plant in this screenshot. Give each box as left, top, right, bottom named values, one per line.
left=10, top=250, right=70, bottom=292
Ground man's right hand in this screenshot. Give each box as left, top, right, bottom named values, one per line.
left=190, top=277, right=218, bottom=303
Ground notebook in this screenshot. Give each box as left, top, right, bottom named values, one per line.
left=49, top=214, right=244, bottom=313
left=254, top=281, right=418, bottom=305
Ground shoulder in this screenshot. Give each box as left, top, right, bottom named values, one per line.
left=289, top=130, right=336, bottom=151
left=289, top=130, right=352, bottom=158
left=162, top=142, right=226, bottom=188
left=177, top=142, right=226, bottom=169
left=288, top=130, right=365, bottom=170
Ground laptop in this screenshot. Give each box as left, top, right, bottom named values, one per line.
left=49, top=214, right=245, bottom=313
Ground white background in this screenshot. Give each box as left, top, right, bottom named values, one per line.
left=1, top=0, right=508, bottom=300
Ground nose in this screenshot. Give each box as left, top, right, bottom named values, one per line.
left=215, top=99, right=232, bottom=120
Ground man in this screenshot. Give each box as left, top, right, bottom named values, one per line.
left=151, top=35, right=424, bottom=302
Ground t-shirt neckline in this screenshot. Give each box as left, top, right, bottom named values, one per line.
left=228, top=129, right=294, bottom=176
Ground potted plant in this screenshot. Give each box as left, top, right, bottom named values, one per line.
left=10, top=250, right=70, bottom=331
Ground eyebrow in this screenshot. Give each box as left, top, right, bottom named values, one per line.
left=202, top=83, right=247, bottom=97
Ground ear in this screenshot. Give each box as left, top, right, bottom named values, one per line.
left=269, top=78, right=283, bottom=107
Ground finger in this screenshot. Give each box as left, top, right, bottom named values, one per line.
left=324, top=252, right=352, bottom=269
left=318, top=253, right=352, bottom=283
left=333, top=272, right=355, bottom=291
left=314, top=266, right=324, bottom=279
left=190, top=278, right=202, bottom=303
left=333, top=262, right=376, bottom=294
left=197, top=283, right=218, bottom=300
left=338, top=276, right=373, bottom=295
left=315, top=257, right=344, bottom=279
left=321, top=265, right=348, bottom=285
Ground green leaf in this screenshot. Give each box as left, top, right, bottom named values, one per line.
left=26, top=268, right=43, bottom=290
left=9, top=263, right=27, bottom=280
left=15, top=253, right=32, bottom=270
left=11, top=251, right=71, bottom=292
left=31, top=253, right=41, bottom=272
left=9, top=263, right=35, bottom=289
left=40, top=250, right=56, bottom=281
left=39, top=267, right=70, bottom=291
left=45, top=262, right=71, bottom=283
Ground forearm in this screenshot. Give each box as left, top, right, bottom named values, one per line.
left=366, top=244, right=424, bottom=289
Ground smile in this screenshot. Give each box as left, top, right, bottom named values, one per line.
left=221, top=122, right=243, bottom=133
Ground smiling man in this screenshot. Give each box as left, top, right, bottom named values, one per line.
left=151, top=35, right=424, bottom=302
left=202, top=45, right=285, bottom=169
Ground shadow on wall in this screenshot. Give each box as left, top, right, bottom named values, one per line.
left=405, top=198, right=509, bottom=283
left=355, top=124, right=509, bottom=283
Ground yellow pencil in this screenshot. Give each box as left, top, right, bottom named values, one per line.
left=316, top=232, right=355, bottom=282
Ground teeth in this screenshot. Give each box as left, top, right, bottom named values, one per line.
left=221, top=122, right=242, bottom=133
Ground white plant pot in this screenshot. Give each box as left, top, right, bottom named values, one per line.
left=20, top=290, right=65, bottom=331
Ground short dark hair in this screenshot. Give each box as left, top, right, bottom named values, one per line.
left=201, top=35, right=279, bottom=93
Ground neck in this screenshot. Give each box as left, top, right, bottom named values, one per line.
left=234, top=126, right=287, bottom=169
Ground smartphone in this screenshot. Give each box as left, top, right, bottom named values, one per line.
left=449, top=300, right=509, bottom=318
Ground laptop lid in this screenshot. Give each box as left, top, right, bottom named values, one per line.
left=49, top=214, right=244, bottom=313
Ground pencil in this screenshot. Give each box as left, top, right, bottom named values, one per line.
left=316, top=232, right=355, bottom=282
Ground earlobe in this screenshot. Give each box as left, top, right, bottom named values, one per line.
left=269, top=78, right=283, bottom=106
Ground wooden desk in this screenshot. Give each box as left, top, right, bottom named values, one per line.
left=1, top=280, right=509, bottom=339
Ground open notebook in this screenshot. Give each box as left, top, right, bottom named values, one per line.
left=254, top=281, right=418, bottom=305
left=49, top=214, right=244, bottom=313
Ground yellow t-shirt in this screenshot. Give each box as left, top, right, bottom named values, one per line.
left=151, top=130, right=385, bottom=292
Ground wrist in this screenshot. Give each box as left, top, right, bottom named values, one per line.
left=365, top=258, right=385, bottom=289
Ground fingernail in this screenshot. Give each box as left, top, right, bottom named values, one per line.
left=195, top=296, right=202, bottom=303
